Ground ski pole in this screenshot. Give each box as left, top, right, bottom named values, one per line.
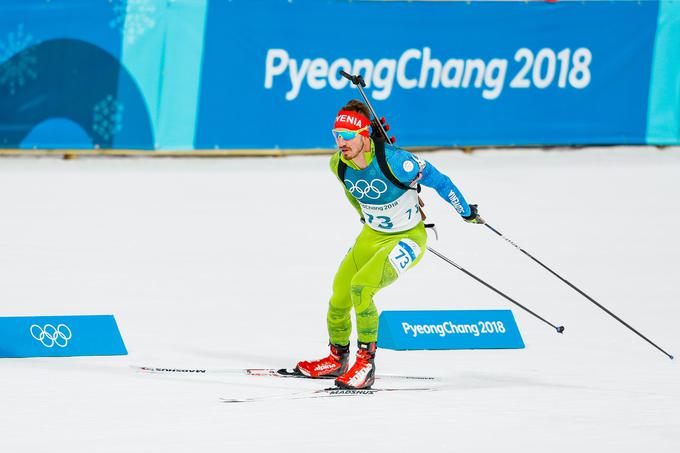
left=484, top=223, right=674, bottom=360
left=427, top=246, right=565, bottom=333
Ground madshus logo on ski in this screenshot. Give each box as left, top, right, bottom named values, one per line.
left=139, top=367, right=207, bottom=374
left=220, top=387, right=435, bottom=403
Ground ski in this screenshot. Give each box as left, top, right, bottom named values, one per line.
left=220, top=386, right=436, bottom=403
left=132, top=365, right=439, bottom=382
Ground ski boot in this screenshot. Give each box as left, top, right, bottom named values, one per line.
left=295, top=343, right=350, bottom=378
left=335, top=342, right=376, bottom=389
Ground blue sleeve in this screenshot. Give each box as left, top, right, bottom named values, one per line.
left=419, top=158, right=472, bottom=217
left=386, top=145, right=472, bottom=218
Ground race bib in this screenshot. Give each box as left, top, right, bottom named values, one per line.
left=388, top=239, right=422, bottom=275
left=358, top=190, right=421, bottom=232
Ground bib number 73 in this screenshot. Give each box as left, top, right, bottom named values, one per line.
left=365, top=213, right=393, bottom=230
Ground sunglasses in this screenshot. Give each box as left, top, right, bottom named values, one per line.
left=332, top=126, right=368, bottom=141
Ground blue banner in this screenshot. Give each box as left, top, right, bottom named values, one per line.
left=378, top=310, right=525, bottom=350
left=0, top=315, right=127, bottom=358
left=1, top=1, right=678, bottom=149
left=196, top=0, right=659, bottom=148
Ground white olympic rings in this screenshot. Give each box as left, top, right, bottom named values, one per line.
left=344, top=178, right=388, bottom=200
left=30, top=323, right=72, bottom=348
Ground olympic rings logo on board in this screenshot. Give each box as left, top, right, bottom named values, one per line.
left=30, top=323, right=72, bottom=348
left=345, top=179, right=388, bottom=200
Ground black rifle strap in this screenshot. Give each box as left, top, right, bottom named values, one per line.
left=337, top=155, right=348, bottom=183
left=374, top=138, right=415, bottom=191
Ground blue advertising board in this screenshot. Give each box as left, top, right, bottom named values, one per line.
left=0, top=0, right=154, bottom=149
left=0, top=315, right=128, bottom=358
left=378, top=310, right=525, bottom=350
left=1, top=1, right=678, bottom=149
left=196, top=0, right=659, bottom=148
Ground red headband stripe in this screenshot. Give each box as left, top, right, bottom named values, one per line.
left=334, top=110, right=370, bottom=137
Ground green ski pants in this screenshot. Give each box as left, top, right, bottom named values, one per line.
left=327, top=223, right=427, bottom=345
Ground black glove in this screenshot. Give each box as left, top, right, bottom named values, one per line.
left=462, top=204, right=485, bottom=224
left=370, top=116, right=396, bottom=144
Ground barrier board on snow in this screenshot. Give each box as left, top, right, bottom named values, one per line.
left=0, top=315, right=127, bottom=358
left=378, top=309, right=524, bottom=350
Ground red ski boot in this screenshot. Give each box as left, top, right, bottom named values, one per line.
left=295, top=343, right=350, bottom=378
left=335, top=342, right=376, bottom=389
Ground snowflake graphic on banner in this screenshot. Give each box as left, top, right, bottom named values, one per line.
left=110, top=0, right=157, bottom=45
left=0, top=24, right=37, bottom=95
left=93, top=95, right=124, bottom=142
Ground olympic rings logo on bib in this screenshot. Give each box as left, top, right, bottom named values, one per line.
left=345, top=178, right=388, bottom=200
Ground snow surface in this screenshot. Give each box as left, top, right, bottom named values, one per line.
left=0, top=147, right=678, bottom=452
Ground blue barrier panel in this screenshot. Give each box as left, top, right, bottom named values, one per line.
left=0, top=315, right=127, bottom=358
left=378, top=310, right=524, bottom=350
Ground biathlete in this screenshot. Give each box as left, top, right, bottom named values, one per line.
left=295, top=99, right=484, bottom=389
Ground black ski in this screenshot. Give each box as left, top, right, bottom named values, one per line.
left=221, top=386, right=436, bottom=403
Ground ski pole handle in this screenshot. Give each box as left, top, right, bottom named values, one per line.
left=339, top=70, right=366, bottom=87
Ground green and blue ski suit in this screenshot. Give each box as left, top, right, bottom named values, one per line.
left=327, top=139, right=473, bottom=345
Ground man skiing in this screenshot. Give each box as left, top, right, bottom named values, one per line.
left=295, top=100, right=484, bottom=389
